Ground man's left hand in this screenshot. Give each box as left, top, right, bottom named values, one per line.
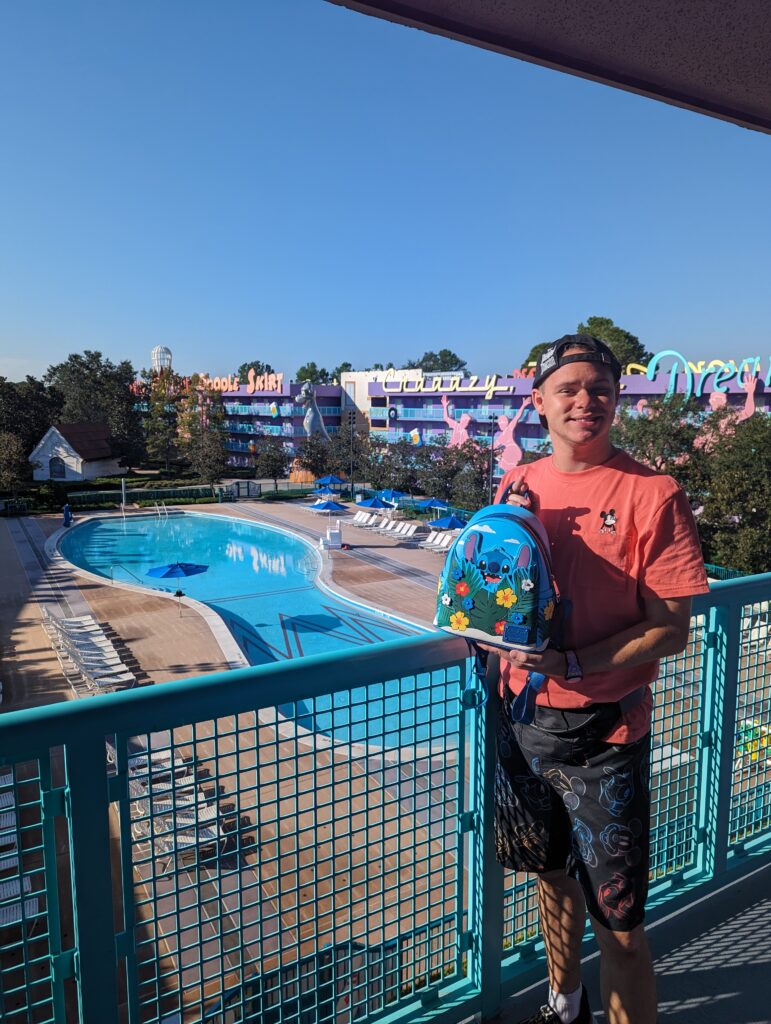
left=477, top=643, right=566, bottom=679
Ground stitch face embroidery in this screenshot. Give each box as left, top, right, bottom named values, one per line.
left=599, top=508, right=617, bottom=534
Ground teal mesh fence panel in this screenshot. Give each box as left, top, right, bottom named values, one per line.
left=704, top=564, right=746, bottom=581
left=2, top=578, right=771, bottom=1023
left=0, top=761, right=59, bottom=1024
left=730, top=597, right=771, bottom=847
left=109, top=666, right=467, bottom=1022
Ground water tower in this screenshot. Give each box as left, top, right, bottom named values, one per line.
left=151, top=346, right=173, bottom=373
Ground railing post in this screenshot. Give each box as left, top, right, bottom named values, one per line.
left=466, top=662, right=505, bottom=1021
left=65, top=737, right=120, bottom=1024
left=707, top=602, right=742, bottom=876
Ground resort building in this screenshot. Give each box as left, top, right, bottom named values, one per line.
left=213, top=349, right=769, bottom=471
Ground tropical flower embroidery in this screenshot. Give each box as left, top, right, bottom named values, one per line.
left=441, top=593, right=452, bottom=607
left=451, top=567, right=463, bottom=581
left=462, top=597, right=474, bottom=611
left=495, top=588, right=517, bottom=608
left=449, top=611, right=470, bottom=631
left=494, top=620, right=506, bottom=635
left=521, top=579, right=534, bottom=592
left=455, top=581, right=470, bottom=597
left=543, top=600, right=555, bottom=621
left=511, top=612, right=524, bottom=624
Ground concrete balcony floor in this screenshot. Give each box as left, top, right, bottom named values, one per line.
left=495, top=860, right=771, bottom=1023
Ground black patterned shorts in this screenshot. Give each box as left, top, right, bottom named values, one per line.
left=495, top=694, right=652, bottom=932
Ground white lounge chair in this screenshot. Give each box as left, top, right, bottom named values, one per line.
left=388, top=522, right=410, bottom=538
left=0, top=792, right=14, bottom=810
left=0, top=897, right=39, bottom=929
left=418, top=531, right=439, bottom=550
left=350, top=512, right=373, bottom=529
left=0, top=876, right=32, bottom=900
left=430, top=533, right=453, bottom=553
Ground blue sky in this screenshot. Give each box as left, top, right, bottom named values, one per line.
left=1, top=1, right=769, bottom=382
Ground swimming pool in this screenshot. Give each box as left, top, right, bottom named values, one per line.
left=59, top=513, right=460, bottom=746
left=59, top=513, right=419, bottom=665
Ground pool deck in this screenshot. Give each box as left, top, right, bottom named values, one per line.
left=0, top=501, right=440, bottom=711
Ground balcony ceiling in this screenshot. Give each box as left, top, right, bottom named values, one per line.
left=328, top=0, right=771, bottom=134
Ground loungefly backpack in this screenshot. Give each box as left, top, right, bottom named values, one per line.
left=434, top=502, right=559, bottom=651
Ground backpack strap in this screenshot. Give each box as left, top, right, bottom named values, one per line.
left=509, top=671, right=547, bottom=724
left=466, top=643, right=494, bottom=706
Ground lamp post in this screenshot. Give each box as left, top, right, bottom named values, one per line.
left=489, top=413, right=497, bottom=505
left=348, top=409, right=356, bottom=500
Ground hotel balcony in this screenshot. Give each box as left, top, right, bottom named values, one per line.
left=1, top=574, right=770, bottom=1024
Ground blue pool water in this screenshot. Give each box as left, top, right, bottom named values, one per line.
left=59, top=514, right=459, bottom=746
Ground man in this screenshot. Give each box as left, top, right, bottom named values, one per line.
left=488, top=335, right=708, bottom=1024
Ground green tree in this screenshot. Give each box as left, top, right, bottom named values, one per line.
left=0, top=375, right=63, bottom=457
left=520, top=342, right=550, bottom=370
left=144, top=370, right=182, bottom=472
left=366, top=438, right=421, bottom=493
left=296, top=434, right=332, bottom=480
left=331, top=362, right=354, bottom=382
left=610, top=397, right=706, bottom=498
left=236, top=360, right=274, bottom=381
left=697, top=414, right=771, bottom=575
left=415, top=439, right=456, bottom=501
left=296, top=362, right=331, bottom=384
left=406, top=349, right=467, bottom=373
left=44, top=350, right=144, bottom=468
left=0, top=432, right=29, bottom=495
left=329, top=421, right=371, bottom=493
left=521, top=316, right=653, bottom=371
left=253, top=435, right=292, bottom=491
left=576, top=316, right=653, bottom=369
left=177, top=379, right=229, bottom=485
left=449, top=440, right=492, bottom=511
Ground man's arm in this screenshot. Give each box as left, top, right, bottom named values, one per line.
left=483, top=595, right=693, bottom=679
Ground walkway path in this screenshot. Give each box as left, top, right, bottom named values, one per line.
left=497, top=859, right=771, bottom=1022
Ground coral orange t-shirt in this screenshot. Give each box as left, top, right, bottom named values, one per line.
left=495, top=452, right=709, bottom=743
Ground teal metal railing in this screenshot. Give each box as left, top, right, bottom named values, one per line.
left=1, top=576, right=770, bottom=1023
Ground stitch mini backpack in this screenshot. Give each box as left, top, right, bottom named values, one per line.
left=434, top=502, right=559, bottom=651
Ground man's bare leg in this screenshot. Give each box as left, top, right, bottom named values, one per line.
left=591, top=919, right=656, bottom=1024
left=537, top=870, right=586, bottom=996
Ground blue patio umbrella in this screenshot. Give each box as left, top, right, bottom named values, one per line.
left=315, top=474, right=345, bottom=486
left=310, top=499, right=348, bottom=513
left=429, top=514, right=468, bottom=530
left=378, top=488, right=406, bottom=503
left=416, top=497, right=449, bottom=511
left=356, top=496, right=391, bottom=509
left=311, top=486, right=336, bottom=496
left=146, top=562, right=209, bottom=579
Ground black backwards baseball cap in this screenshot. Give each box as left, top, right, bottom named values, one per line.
left=533, top=334, right=623, bottom=389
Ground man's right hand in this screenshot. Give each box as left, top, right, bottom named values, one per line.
left=503, top=475, right=532, bottom=508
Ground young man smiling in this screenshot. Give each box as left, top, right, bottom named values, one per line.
left=488, top=335, right=708, bottom=1024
